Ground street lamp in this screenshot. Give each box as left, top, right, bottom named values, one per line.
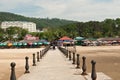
left=115, top=24, right=118, bottom=28
left=115, top=23, right=119, bottom=37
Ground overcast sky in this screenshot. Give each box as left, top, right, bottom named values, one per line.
left=0, top=0, right=120, bottom=22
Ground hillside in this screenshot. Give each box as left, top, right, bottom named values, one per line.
left=0, top=12, right=77, bottom=29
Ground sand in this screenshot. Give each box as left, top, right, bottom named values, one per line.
left=68, top=46, right=120, bottom=80
left=0, top=48, right=42, bottom=80
left=0, top=46, right=120, bottom=80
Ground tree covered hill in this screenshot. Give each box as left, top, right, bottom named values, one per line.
left=0, top=12, right=77, bottom=29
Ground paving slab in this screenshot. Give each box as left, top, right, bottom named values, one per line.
left=18, top=48, right=112, bottom=80
left=18, top=48, right=85, bottom=80
left=85, top=72, right=112, bottom=80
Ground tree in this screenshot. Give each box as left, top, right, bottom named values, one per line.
left=0, top=27, right=4, bottom=41
left=5, top=27, right=28, bottom=41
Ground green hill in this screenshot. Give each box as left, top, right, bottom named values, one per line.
left=0, top=12, right=77, bottom=29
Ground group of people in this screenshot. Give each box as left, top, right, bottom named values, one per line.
left=50, top=41, right=57, bottom=50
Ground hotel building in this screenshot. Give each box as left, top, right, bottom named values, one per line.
left=1, top=21, right=36, bottom=32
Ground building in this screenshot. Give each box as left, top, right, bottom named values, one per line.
left=1, top=21, right=36, bottom=32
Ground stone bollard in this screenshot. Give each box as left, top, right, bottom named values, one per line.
left=76, top=54, right=80, bottom=69
left=69, top=51, right=71, bottom=60
left=25, top=56, right=30, bottom=73
left=40, top=51, right=42, bottom=59
left=37, top=52, right=40, bottom=62
left=66, top=50, right=68, bottom=58
left=81, top=56, right=87, bottom=75
left=41, top=50, right=43, bottom=57
left=72, top=52, right=75, bottom=64
left=32, top=53, right=36, bottom=66
left=91, top=60, right=97, bottom=80
left=10, top=62, right=16, bottom=80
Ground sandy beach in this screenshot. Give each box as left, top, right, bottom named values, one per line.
left=68, top=46, right=120, bottom=80
left=0, top=48, right=43, bottom=80
left=0, top=46, right=120, bottom=80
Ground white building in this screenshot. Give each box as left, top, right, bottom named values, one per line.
left=1, top=21, right=36, bottom=32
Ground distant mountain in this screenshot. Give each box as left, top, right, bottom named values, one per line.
left=0, top=12, right=77, bottom=29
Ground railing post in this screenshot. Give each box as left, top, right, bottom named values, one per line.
left=42, top=50, right=43, bottom=57
left=25, top=56, right=30, bottom=73
left=72, top=52, right=75, bottom=64
left=81, top=56, right=87, bottom=75
left=66, top=50, right=68, bottom=58
left=32, top=53, right=36, bottom=66
left=10, top=62, right=16, bottom=80
left=37, top=52, right=40, bottom=62
left=76, top=54, right=80, bottom=69
left=91, top=60, right=97, bottom=80
left=40, top=51, right=42, bottom=59
left=69, top=51, right=71, bottom=60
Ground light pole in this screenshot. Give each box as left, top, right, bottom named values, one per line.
left=115, top=23, right=119, bottom=37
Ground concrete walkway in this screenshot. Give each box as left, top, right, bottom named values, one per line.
left=18, top=48, right=85, bottom=80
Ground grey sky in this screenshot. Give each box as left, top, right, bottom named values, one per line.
left=0, top=0, right=120, bottom=22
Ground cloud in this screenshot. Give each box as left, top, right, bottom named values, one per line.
left=91, top=0, right=113, bottom=3
left=0, top=0, right=33, bottom=11
left=0, top=0, right=120, bottom=21
left=9, top=4, right=44, bottom=16
left=58, top=0, right=120, bottom=21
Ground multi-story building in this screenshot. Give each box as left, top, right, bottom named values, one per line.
left=1, top=21, right=36, bottom=32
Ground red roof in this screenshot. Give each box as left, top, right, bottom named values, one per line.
left=59, top=36, right=73, bottom=40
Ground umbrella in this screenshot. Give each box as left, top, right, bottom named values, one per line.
left=33, top=42, right=37, bottom=45
left=59, top=36, right=73, bottom=41
left=75, top=37, right=84, bottom=40
left=39, top=39, right=47, bottom=43
left=44, top=42, right=50, bottom=45
left=17, top=42, right=22, bottom=46
left=37, top=42, right=42, bottom=45
left=23, top=42, right=27, bottom=46
left=3, top=43, right=7, bottom=46
left=7, top=43, right=12, bottom=47
left=13, top=42, right=18, bottom=46
left=0, top=43, right=3, bottom=46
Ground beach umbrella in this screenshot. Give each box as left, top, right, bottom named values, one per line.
left=3, top=43, right=7, bottom=46
left=39, top=39, right=47, bottom=43
left=17, top=42, right=22, bottom=46
left=23, top=42, right=27, bottom=46
left=0, top=43, right=3, bottom=46
left=59, top=36, right=73, bottom=41
left=7, top=43, right=12, bottom=47
left=13, top=42, right=18, bottom=46
left=44, top=42, right=50, bottom=45
left=33, top=42, right=37, bottom=45
left=37, top=42, right=42, bottom=45
left=75, top=37, right=84, bottom=40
